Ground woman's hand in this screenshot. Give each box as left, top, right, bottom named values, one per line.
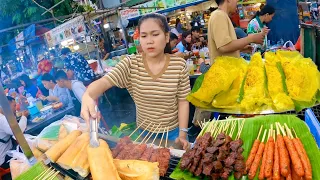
left=39, top=95, right=46, bottom=100
left=241, top=45, right=253, bottom=53
left=175, top=132, right=190, bottom=150
left=46, top=96, right=58, bottom=102
left=80, top=92, right=97, bottom=123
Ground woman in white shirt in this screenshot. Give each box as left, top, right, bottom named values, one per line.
left=0, top=96, right=28, bottom=171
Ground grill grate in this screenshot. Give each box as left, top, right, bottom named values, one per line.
left=161, top=156, right=181, bottom=180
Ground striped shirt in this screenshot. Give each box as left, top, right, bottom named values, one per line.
left=104, top=53, right=191, bottom=132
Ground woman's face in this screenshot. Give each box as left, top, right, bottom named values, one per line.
left=264, top=13, right=275, bottom=23
left=42, top=80, right=53, bottom=90
left=20, top=80, right=26, bottom=87
left=170, top=39, right=178, bottom=49
left=185, top=34, right=192, bottom=43
left=139, top=18, right=169, bottom=57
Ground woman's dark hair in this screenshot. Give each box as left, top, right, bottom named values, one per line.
left=41, top=73, right=56, bottom=83
left=170, top=33, right=178, bottom=41
left=252, top=4, right=275, bottom=20
left=55, top=70, right=68, bottom=81
left=191, top=26, right=200, bottom=33
left=175, top=18, right=181, bottom=28
left=182, top=31, right=192, bottom=51
left=209, top=7, right=218, bottom=13
left=61, top=47, right=72, bottom=55
left=137, top=13, right=172, bottom=54
left=215, top=0, right=225, bottom=5
left=19, top=74, right=33, bottom=88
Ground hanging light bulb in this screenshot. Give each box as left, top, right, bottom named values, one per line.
left=74, top=45, right=80, bottom=51
left=103, top=23, right=110, bottom=29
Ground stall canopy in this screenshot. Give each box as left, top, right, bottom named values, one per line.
left=120, top=0, right=208, bottom=20
left=267, top=0, right=300, bottom=44
left=7, top=24, right=50, bottom=52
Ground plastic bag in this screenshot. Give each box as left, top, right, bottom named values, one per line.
left=282, top=41, right=296, bottom=51
left=7, top=149, right=31, bottom=179
left=36, top=115, right=86, bottom=151
left=189, top=57, right=245, bottom=104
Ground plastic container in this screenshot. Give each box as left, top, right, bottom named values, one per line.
left=28, top=105, right=39, bottom=116
left=305, top=108, right=320, bottom=148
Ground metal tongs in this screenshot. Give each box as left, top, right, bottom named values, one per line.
left=89, top=106, right=100, bottom=148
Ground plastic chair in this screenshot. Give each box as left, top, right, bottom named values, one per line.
left=0, top=167, right=10, bottom=179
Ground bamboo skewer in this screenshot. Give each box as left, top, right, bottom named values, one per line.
left=223, top=121, right=230, bottom=133
left=140, top=124, right=156, bottom=144
left=277, top=122, right=286, bottom=136
left=159, top=130, right=165, bottom=147
left=42, top=169, right=56, bottom=180
left=129, top=121, right=145, bottom=137
left=214, top=122, right=224, bottom=138
left=143, top=123, right=161, bottom=144
left=47, top=171, right=60, bottom=180
left=210, top=120, right=217, bottom=134
left=292, top=128, right=298, bottom=138
left=236, top=120, right=245, bottom=139
left=284, top=123, right=293, bottom=138
left=262, top=129, right=267, bottom=143
left=151, top=126, right=162, bottom=146
left=35, top=167, right=52, bottom=180
left=230, top=121, right=237, bottom=138
left=134, top=122, right=152, bottom=142
left=165, top=127, right=169, bottom=148
left=210, top=121, right=219, bottom=136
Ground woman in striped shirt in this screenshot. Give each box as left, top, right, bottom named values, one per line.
left=81, top=13, right=191, bottom=149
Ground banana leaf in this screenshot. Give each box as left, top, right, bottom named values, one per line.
left=276, top=61, right=288, bottom=95
left=170, top=115, right=320, bottom=180
left=191, top=74, right=205, bottom=93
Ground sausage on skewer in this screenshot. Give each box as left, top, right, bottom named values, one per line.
left=281, top=124, right=304, bottom=177
left=291, top=128, right=312, bottom=180
left=248, top=130, right=267, bottom=180
left=273, top=130, right=280, bottom=180
left=265, top=129, right=275, bottom=178
left=246, top=126, right=263, bottom=173
left=258, top=136, right=269, bottom=180
left=276, top=123, right=290, bottom=177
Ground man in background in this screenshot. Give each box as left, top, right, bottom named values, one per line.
left=61, top=47, right=95, bottom=86
left=55, top=70, right=86, bottom=116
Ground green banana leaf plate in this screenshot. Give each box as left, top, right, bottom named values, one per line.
left=170, top=115, right=320, bottom=180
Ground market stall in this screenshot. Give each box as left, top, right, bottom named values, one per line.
left=0, top=48, right=319, bottom=180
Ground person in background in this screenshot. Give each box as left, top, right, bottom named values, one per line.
left=232, top=22, right=247, bottom=39
left=37, top=54, right=53, bottom=75
left=247, top=4, right=275, bottom=52
left=55, top=70, right=86, bottom=115
left=170, top=33, right=186, bottom=58
left=0, top=96, right=29, bottom=178
left=81, top=13, right=191, bottom=149
left=247, top=5, right=275, bottom=34
left=98, top=37, right=111, bottom=60
left=40, top=73, right=73, bottom=108
left=61, top=47, right=95, bottom=86
left=175, top=18, right=183, bottom=34
left=191, top=26, right=201, bottom=44
left=170, top=33, right=179, bottom=52
left=19, top=74, right=41, bottom=98
left=208, top=0, right=267, bottom=63
left=176, top=31, right=192, bottom=53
